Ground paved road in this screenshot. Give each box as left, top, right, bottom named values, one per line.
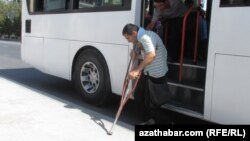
left=0, top=76, right=134, bottom=141
left=0, top=41, right=138, bottom=141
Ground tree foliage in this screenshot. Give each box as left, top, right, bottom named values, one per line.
left=0, top=0, right=21, bottom=38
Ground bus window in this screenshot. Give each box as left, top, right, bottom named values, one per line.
left=27, top=0, right=70, bottom=13
left=27, top=0, right=44, bottom=13
left=220, top=0, right=250, bottom=7
left=74, top=0, right=123, bottom=9
left=102, top=0, right=123, bottom=7
left=45, top=0, right=67, bottom=11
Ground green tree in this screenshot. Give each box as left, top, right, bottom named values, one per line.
left=12, top=13, right=21, bottom=37
left=0, top=0, right=21, bottom=38
left=0, top=0, right=7, bottom=25
left=2, top=16, right=12, bottom=37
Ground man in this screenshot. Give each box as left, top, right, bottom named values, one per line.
left=122, top=23, right=171, bottom=125
left=146, top=0, right=187, bottom=30
left=147, top=0, right=188, bottom=62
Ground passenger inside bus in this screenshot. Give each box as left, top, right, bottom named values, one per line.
left=146, top=0, right=188, bottom=63
left=198, top=7, right=208, bottom=60
left=144, top=0, right=152, bottom=28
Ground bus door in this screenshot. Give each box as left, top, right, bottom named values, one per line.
left=204, top=0, right=250, bottom=124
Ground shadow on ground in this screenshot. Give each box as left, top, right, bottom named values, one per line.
left=0, top=67, right=213, bottom=126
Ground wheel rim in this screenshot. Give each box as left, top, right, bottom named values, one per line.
left=80, top=62, right=100, bottom=94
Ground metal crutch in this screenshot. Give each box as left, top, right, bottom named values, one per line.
left=108, top=58, right=141, bottom=135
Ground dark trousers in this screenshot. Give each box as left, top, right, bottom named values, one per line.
left=162, top=17, right=183, bottom=61
left=134, top=73, right=171, bottom=124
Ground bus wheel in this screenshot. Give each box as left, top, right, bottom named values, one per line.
left=73, top=49, right=111, bottom=106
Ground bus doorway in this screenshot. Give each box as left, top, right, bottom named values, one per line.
left=141, top=0, right=211, bottom=118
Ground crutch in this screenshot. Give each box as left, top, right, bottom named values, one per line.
left=108, top=57, right=141, bottom=135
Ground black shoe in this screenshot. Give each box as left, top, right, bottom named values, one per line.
left=138, top=119, right=156, bottom=125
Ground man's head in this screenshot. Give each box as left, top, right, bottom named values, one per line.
left=122, top=24, right=139, bottom=44
left=154, top=0, right=169, bottom=11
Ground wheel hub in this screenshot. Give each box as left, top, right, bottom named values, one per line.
left=80, top=62, right=100, bottom=94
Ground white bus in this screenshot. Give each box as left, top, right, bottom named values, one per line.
left=21, top=0, right=250, bottom=124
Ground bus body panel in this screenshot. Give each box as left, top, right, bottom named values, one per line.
left=42, top=10, right=137, bottom=81
left=43, top=11, right=136, bottom=45
left=204, top=0, right=250, bottom=124
left=21, top=36, right=44, bottom=71
left=21, top=0, right=45, bottom=72
left=211, top=54, right=250, bottom=124
left=21, top=0, right=142, bottom=95
left=43, top=38, right=70, bottom=79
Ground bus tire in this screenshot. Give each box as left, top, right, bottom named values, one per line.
left=73, top=49, right=111, bottom=106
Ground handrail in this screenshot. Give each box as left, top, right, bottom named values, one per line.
left=193, top=9, right=200, bottom=63
left=179, top=0, right=201, bottom=81
left=179, top=5, right=193, bottom=81
left=193, top=0, right=201, bottom=63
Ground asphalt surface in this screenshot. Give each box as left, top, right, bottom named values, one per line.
left=0, top=41, right=136, bottom=141
left=0, top=76, right=135, bottom=141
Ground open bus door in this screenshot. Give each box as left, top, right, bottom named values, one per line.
left=140, top=0, right=211, bottom=119
left=141, top=0, right=250, bottom=124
